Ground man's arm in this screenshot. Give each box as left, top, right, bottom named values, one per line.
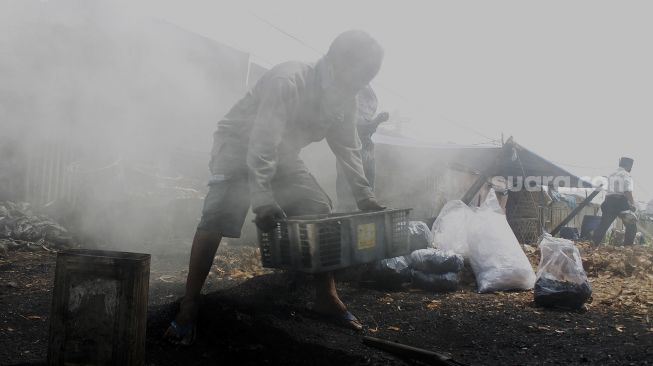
left=625, top=191, right=636, bottom=209
left=326, top=103, right=382, bottom=210
left=625, top=174, right=636, bottom=209
left=372, top=111, right=390, bottom=125
left=246, top=78, right=297, bottom=210
left=357, top=111, right=389, bottom=141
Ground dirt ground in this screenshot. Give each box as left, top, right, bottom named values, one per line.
left=1, top=242, right=652, bottom=366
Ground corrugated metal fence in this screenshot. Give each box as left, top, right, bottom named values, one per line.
left=24, top=140, right=78, bottom=206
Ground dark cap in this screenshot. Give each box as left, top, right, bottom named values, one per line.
left=619, top=157, right=634, bottom=171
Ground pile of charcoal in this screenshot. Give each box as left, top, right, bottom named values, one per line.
left=0, top=201, right=74, bottom=255
left=534, top=277, right=592, bottom=309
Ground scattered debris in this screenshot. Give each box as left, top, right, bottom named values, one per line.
left=581, top=243, right=653, bottom=278
left=525, top=240, right=653, bottom=314
left=212, top=244, right=268, bottom=280
left=158, top=275, right=177, bottom=283
left=0, top=201, right=75, bottom=253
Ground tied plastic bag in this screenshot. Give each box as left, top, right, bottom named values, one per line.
left=431, top=191, right=535, bottom=292
left=431, top=200, right=472, bottom=257
left=409, top=248, right=464, bottom=274
left=366, top=256, right=411, bottom=290
left=408, top=221, right=432, bottom=252
left=466, top=190, right=536, bottom=293
left=411, top=270, right=459, bottom=292
left=534, top=234, right=592, bottom=309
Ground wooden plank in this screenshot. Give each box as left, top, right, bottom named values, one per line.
left=460, top=172, right=489, bottom=206
left=551, top=186, right=603, bottom=236
left=362, top=336, right=466, bottom=366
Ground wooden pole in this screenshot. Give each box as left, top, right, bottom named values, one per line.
left=461, top=172, right=491, bottom=206
left=551, top=186, right=603, bottom=237
left=461, top=137, right=516, bottom=206
left=362, top=336, right=465, bottom=366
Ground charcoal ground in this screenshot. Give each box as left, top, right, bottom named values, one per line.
left=1, top=245, right=652, bottom=366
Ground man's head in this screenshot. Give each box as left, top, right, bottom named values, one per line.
left=619, top=157, right=634, bottom=172
left=324, top=30, right=384, bottom=96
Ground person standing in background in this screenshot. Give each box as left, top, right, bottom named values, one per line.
left=335, top=86, right=389, bottom=211
left=592, top=157, right=637, bottom=246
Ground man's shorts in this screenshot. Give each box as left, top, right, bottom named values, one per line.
left=196, top=141, right=332, bottom=238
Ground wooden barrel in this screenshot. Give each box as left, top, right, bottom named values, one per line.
left=48, top=249, right=150, bottom=366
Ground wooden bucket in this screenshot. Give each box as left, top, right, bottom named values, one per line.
left=48, top=249, right=150, bottom=366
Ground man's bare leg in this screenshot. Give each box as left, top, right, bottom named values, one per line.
left=313, top=272, right=347, bottom=314
left=312, top=272, right=363, bottom=330
left=164, top=229, right=222, bottom=338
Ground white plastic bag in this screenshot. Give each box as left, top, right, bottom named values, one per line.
left=431, top=200, right=473, bottom=257
left=467, top=193, right=536, bottom=292
left=534, top=234, right=591, bottom=309
left=431, top=190, right=536, bottom=292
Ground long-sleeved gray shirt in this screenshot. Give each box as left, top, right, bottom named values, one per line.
left=211, top=60, right=374, bottom=209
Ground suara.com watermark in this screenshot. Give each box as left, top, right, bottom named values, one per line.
left=492, top=175, right=632, bottom=192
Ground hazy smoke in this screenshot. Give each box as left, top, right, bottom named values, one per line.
left=0, top=0, right=251, bottom=253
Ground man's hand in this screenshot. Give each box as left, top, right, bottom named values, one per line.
left=254, top=203, right=287, bottom=232
left=374, top=111, right=390, bottom=125
left=357, top=197, right=386, bottom=211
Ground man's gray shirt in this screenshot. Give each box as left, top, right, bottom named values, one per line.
left=210, top=60, right=374, bottom=209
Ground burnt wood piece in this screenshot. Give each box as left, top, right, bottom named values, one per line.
left=362, top=336, right=469, bottom=366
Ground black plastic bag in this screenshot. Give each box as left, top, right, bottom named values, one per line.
left=559, top=227, right=580, bottom=241
left=411, top=270, right=459, bottom=292
left=409, top=248, right=464, bottom=274
left=534, top=278, right=592, bottom=309
left=534, top=234, right=592, bottom=309
left=408, top=221, right=432, bottom=252
left=365, top=256, right=411, bottom=290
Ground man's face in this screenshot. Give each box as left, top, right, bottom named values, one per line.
left=330, top=56, right=382, bottom=98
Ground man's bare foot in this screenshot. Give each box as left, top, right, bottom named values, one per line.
left=312, top=295, right=363, bottom=331
left=313, top=294, right=347, bottom=316
left=311, top=273, right=362, bottom=330
left=163, top=298, right=199, bottom=345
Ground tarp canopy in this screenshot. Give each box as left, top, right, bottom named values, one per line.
left=373, top=134, right=593, bottom=189
left=498, top=139, right=594, bottom=189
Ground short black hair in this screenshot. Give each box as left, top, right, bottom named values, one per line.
left=327, top=30, right=384, bottom=62
left=326, top=30, right=384, bottom=83
left=619, top=157, right=634, bottom=171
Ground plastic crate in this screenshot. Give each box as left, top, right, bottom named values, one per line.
left=257, top=208, right=411, bottom=273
